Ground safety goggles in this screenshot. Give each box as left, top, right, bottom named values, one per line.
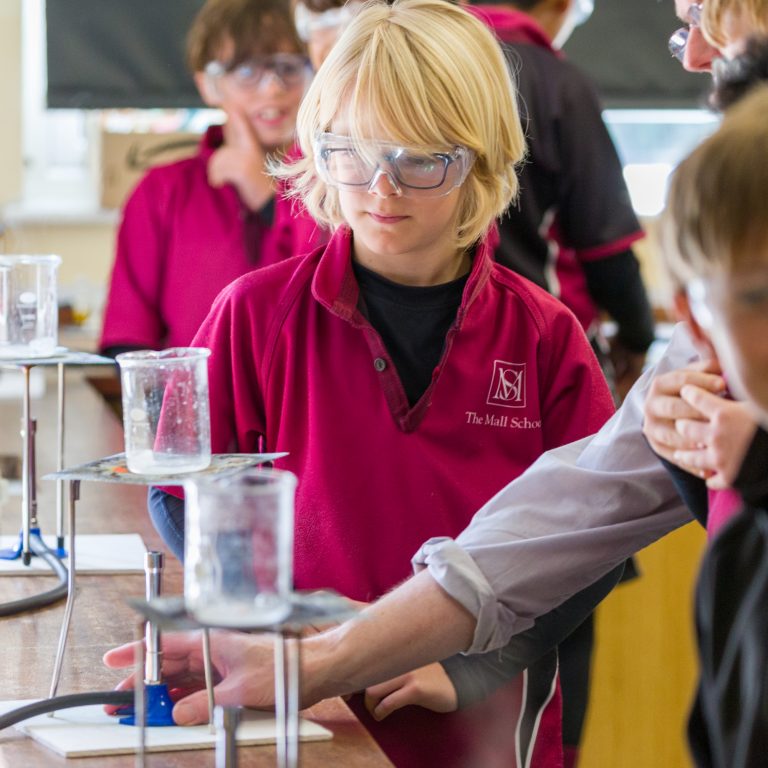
left=669, top=3, right=704, bottom=62
left=294, top=3, right=363, bottom=43
left=204, top=53, right=310, bottom=92
left=313, top=133, right=475, bottom=198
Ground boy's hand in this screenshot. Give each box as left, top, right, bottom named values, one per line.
left=208, top=108, right=274, bottom=211
left=642, top=360, right=725, bottom=465
left=364, top=662, right=458, bottom=721
left=674, top=388, right=758, bottom=488
left=103, top=630, right=278, bottom=725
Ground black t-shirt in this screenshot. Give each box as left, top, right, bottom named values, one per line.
left=353, top=261, right=468, bottom=408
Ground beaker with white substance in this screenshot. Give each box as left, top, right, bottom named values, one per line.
left=0, top=255, right=61, bottom=358
left=116, top=347, right=211, bottom=474
left=184, top=468, right=296, bottom=627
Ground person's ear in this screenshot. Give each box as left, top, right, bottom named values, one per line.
left=194, top=71, right=221, bottom=108
left=673, top=289, right=717, bottom=358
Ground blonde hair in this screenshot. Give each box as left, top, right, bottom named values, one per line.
left=702, top=0, right=768, bottom=49
left=659, top=85, right=768, bottom=289
left=274, top=0, right=526, bottom=249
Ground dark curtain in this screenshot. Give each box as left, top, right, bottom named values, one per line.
left=563, top=0, right=712, bottom=108
left=46, top=1, right=204, bottom=109
left=46, top=0, right=712, bottom=109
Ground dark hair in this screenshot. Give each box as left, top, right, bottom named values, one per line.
left=710, top=36, right=768, bottom=112
left=187, top=0, right=303, bottom=72
left=298, top=0, right=348, bottom=11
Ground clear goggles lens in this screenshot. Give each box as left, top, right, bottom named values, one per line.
left=669, top=3, right=703, bottom=62
left=313, top=133, right=475, bottom=198
left=205, top=54, right=309, bottom=90
left=294, top=4, right=360, bottom=43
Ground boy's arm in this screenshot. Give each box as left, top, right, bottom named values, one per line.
left=442, top=562, right=625, bottom=709
left=414, top=324, right=699, bottom=654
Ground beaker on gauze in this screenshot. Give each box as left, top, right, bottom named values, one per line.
left=184, top=468, right=296, bottom=627
left=116, top=347, right=211, bottom=474
left=0, top=255, right=61, bottom=358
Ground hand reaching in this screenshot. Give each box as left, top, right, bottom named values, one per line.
left=103, top=630, right=278, bottom=725
left=364, top=662, right=458, bottom=721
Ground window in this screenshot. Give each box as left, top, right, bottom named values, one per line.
left=604, top=109, right=720, bottom=217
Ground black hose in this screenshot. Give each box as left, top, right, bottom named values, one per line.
left=0, top=690, right=134, bottom=730
left=0, top=534, right=68, bottom=616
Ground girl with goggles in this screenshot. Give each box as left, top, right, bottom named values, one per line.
left=125, top=3, right=615, bottom=767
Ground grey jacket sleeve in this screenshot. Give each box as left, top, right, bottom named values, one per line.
left=412, top=324, right=699, bottom=654
left=442, top=562, right=625, bottom=709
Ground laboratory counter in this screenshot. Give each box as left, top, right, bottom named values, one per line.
left=0, top=365, right=394, bottom=767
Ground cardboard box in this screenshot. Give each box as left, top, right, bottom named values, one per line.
left=100, top=130, right=200, bottom=210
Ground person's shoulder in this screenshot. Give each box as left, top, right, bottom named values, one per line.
left=125, top=152, right=208, bottom=210
left=507, top=43, right=597, bottom=94
left=221, top=249, right=320, bottom=305
left=488, top=262, right=579, bottom=330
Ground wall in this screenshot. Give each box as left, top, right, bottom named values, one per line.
left=0, top=0, right=22, bottom=206
left=0, top=0, right=117, bottom=314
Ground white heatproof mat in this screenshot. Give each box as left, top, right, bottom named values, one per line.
left=0, top=700, right=332, bottom=757
left=0, top=534, right=146, bottom=575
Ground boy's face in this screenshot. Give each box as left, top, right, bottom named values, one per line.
left=671, top=0, right=757, bottom=70
left=697, top=260, right=768, bottom=425
left=672, top=0, right=718, bottom=71
left=197, top=38, right=308, bottom=150
left=328, top=121, right=466, bottom=276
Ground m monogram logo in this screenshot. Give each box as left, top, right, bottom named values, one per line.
left=487, top=361, right=526, bottom=408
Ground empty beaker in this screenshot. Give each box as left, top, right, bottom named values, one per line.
left=116, top=347, right=211, bottom=475
left=0, top=255, right=61, bottom=358
left=184, top=468, right=296, bottom=627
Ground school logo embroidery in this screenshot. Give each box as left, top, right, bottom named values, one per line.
left=487, top=360, right=526, bottom=408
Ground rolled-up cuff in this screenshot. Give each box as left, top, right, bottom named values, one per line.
left=412, top=537, right=533, bottom=654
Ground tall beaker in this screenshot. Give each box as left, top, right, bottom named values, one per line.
left=116, top=347, right=211, bottom=474
left=0, top=255, right=61, bottom=358
left=184, top=468, right=296, bottom=627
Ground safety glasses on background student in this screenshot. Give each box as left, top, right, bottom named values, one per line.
left=669, top=3, right=704, bottom=62
left=294, top=3, right=364, bottom=44
left=313, top=133, right=475, bottom=198
left=205, top=53, right=311, bottom=92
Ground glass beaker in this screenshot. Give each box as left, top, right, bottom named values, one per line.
left=0, top=255, right=61, bottom=358
left=184, top=469, right=296, bottom=627
left=116, top=347, right=211, bottom=475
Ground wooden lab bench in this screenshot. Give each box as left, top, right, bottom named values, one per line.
left=0, top=366, right=393, bottom=767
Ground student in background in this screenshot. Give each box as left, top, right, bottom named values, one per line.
left=99, top=0, right=325, bottom=356
left=293, top=0, right=364, bottom=69
left=465, top=0, right=655, bottom=403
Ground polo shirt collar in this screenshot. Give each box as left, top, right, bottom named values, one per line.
left=311, top=226, right=496, bottom=326
left=466, top=5, right=556, bottom=53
